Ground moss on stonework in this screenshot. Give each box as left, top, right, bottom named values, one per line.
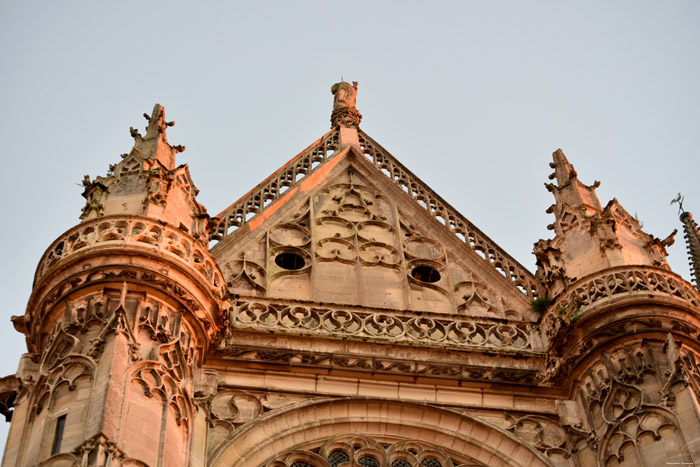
left=529, top=294, right=552, bottom=314
left=570, top=307, right=582, bottom=322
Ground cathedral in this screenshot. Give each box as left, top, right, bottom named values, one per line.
left=1, top=82, right=700, bottom=467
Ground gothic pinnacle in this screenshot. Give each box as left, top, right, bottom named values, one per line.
left=129, top=103, right=184, bottom=170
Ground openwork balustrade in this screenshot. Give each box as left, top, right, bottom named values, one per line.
left=212, top=128, right=340, bottom=240
left=232, top=299, right=537, bottom=351
left=357, top=131, right=539, bottom=299
left=555, top=266, right=700, bottom=315
left=35, top=215, right=224, bottom=293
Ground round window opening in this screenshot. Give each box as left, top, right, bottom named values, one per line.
left=275, top=252, right=305, bottom=270
left=411, top=265, right=440, bottom=283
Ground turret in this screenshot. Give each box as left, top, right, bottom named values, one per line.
left=4, top=106, right=225, bottom=466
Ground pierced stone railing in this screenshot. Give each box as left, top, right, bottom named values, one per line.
left=231, top=298, right=540, bottom=352
left=211, top=128, right=340, bottom=241
left=554, top=266, right=700, bottom=314
left=357, top=130, right=539, bottom=298
left=35, top=215, right=225, bottom=294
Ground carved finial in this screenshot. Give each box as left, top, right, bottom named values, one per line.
left=330, top=81, right=362, bottom=128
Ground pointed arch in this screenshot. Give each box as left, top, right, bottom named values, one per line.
left=208, top=398, right=551, bottom=467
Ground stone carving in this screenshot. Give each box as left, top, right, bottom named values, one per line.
left=537, top=151, right=679, bottom=298
left=32, top=355, right=95, bottom=418
left=211, top=128, right=339, bottom=240
left=331, top=81, right=358, bottom=109
left=330, top=81, right=362, bottom=128
left=552, top=266, right=700, bottom=319
left=29, top=265, right=210, bottom=350
left=358, top=131, right=539, bottom=298
left=36, top=215, right=225, bottom=295
left=504, top=413, right=572, bottom=461
left=264, top=434, right=486, bottom=467
left=567, top=342, right=695, bottom=466
left=454, top=281, right=506, bottom=316
left=200, top=390, right=316, bottom=459
left=232, top=299, right=533, bottom=351
left=26, top=282, right=198, bottom=438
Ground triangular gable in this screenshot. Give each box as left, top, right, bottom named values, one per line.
left=210, top=132, right=539, bottom=320
left=356, top=130, right=538, bottom=299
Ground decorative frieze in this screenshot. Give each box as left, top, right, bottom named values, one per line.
left=231, top=299, right=536, bottom=351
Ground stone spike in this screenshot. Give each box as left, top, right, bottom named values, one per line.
left=680, top=211, right=700, bottom=291
left=548, top=149, right=602, bottom=212
left=550, top=149, right=574, bottom=187
left=131, top=103, right=182, bottom=170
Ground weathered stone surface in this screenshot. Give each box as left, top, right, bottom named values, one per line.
left=3, top=85, right=700, bottom=467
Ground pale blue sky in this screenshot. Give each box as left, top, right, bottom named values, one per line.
left=1, top=0, right=698, bottom=455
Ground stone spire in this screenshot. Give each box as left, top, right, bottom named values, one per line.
left=79, top=104, right=211, bottom=246
left=546, top=149, right=603, bottom=216
left=680, top=211, right=700, bottom=290
left=534, top=149, right=677, bottom=296
left=131, top=103, right=184, bottom=170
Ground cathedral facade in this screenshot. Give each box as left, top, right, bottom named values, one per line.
left=2, top=83, right=700, bottom=467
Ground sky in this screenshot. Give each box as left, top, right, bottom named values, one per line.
left=1, top=0, right=698, bottom=456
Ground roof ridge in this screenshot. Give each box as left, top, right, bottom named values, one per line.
left=357, top=129, right=539, bottom=298
left=210, top=127, right=339, bottom=242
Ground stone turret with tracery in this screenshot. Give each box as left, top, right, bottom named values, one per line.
left=3, top=105, right=226, bottom=466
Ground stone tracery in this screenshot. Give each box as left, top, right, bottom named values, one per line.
left=264, top=435, right=487, bottom=467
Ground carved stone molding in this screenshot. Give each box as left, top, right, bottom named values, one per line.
left=231, top=298, right=537, bottom=351
left=218, top=344, right=540, bottom=385
left=38, top=432, right=151, bottom=467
